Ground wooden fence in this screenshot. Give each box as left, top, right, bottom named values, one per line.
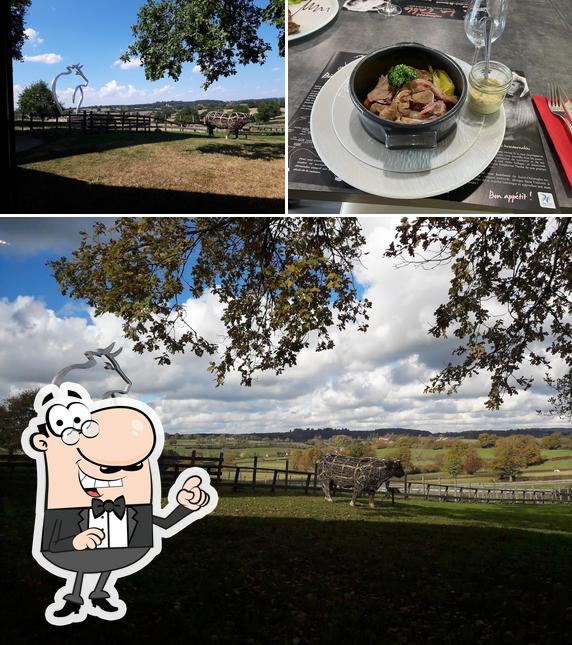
left=391, top=480, right=572, bottom=504
left=2, top=453, right=571, bottom=504
left=18, top=111, right=152, bottom=133
left=152, top=120, right=285, bottom=136
left=0, top=452, right=316, bottom=496
left=16, top=113, right=284, bottom=137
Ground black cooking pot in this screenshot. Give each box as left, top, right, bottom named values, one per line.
left=349, top=43, right=468, bottom=149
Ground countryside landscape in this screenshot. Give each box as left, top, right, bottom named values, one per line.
left=7, top=1, right=285, bottom=213
left=1, top=216, right=571, bottom=642
left=14, top=97, right=285, bottom=214
left=162, top=426, right=572, bottom=488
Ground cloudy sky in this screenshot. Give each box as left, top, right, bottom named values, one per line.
left=0, top=217, right=568, bottom=435
left=12, top=0, right=284, bottom=107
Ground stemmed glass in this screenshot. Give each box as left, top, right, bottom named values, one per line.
left=377, top=1, right=401, bottom=18
left=464, top=0, right=509, bottom=64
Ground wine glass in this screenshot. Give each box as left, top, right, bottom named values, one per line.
left=464, top=0, right=509, bottom=64
left=377, top=1, right=401, bottom=18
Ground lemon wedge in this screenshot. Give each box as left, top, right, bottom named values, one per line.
left=433, top=69, right=455, bottom=96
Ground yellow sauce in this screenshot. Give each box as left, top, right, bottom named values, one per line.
left=468, top=77, right=504, bottom=115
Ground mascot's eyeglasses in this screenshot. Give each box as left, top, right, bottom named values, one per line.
left=46, top=402, right=100, bottom=445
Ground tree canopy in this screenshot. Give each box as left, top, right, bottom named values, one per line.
left=10, top=0, right=31, bottom=60
left=174, top=106, right=200, bottom=124
left=51, top=217, right=571, bottom=417
left=385, top=217, right=571, bottom=417
left=0, top=388, right=37, bottom=455
left=121, top=0, right=284, bottom=89
left=51, top=218, right=371, bottom=387
left=256, top=99, right=281, bottom=122
left=492, top=435, right=543, bottom=481
left=18, top=80, right=60, bottom=117
left=442, top=443, right=466, bottom=478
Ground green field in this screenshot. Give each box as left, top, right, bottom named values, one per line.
left=15, top=130, right=284, bottom=214
left=161, top=433, right=572, bottom=492
left=4, top=490, right=572, bottom=643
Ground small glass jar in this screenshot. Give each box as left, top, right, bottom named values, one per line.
left=468, top=60, right=512, bottom=115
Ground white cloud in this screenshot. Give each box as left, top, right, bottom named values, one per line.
left=0, top=218, right=106, bottom=255
left=192, top=65, right=201, bottom=73
left=13, top=84, right=23, bottom=104
left=55, top=81, right=147, bottom=105
left=0, top=218, right=568, bottom=435
left=152, top=84, right=172, bottom=96
left=23, top=53, right=62, bottom=64
left=205, top=85, right=225, bottom=95
left=113, top=58, right=142, bottom=70
left=24, top=28, right=44, bottom=47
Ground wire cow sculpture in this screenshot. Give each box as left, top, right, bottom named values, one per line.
left=317, top=454, right=405, bottom=508
left=51, top=63, right=89, bottom=115
left=51, top=343, right=132, bottom=398
left=204, top=111, right=252, bottom=139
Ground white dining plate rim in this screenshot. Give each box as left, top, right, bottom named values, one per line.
left=310, top=55, right=507, bottom=199
left=288, top=0, right=340, bottom=42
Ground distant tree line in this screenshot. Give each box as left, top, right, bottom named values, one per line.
left=286, top=430, right=570, bottom=482
left=151, top=100, right=282, bottom=125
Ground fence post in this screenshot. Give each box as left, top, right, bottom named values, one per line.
left=173, top=457, right=181, bottom=484
left=82, top=111, right=87, bottom=133
left=89, top=111, right=93, bottom=133
left=404, top=472, right=408, bottom=500
left=271, top=470, right=278, bottom=493
left=285, top=459, right=289, bottom=490
left=190, top=450, right=196, bottom=467
left=68, top=113, right=71, bottom=132
left=314, top=461, right=318, bottom=493
left=30, top=114, right=33, bottom=132
left=218, top=451, right=223, bottom=482
left=233, top=467, right=241, bottom=492
left=252, top=455, right=258, bottom=488
left=391, top=488, right=395, bottom=506
left=136, top=112, right=140, bottom=131
left=304, top=473, right=312, bottom=495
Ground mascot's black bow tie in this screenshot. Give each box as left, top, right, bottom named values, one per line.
left=91, top=496, right=126, bottom=519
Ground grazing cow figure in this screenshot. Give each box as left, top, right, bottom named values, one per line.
left=317, top=454, right=405, bottom=508
left=204, top=111, right=252, bottom=139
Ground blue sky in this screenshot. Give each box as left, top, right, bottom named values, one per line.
left=0, top=218, right=567, bottom=434
left=13, top=0, right=284, bottom=107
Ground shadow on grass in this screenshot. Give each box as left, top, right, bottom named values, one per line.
left=195, top=143, right=284, bottom=161
left=13, top=168, right=284, bottom=215
left=3, top=493, right=572, bottom=643
left=16, top=130, right=208, bottom=164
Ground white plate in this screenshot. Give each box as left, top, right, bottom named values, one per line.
left=310, top=56, right=506, bottom=199
left=332, top=57, right=485, bottom=173
left=288, top=0, right=339, bottom=42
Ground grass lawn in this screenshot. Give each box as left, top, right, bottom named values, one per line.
left=15, top=130, right=284, bottom=214
left=3, top=489, right=572, bottom=643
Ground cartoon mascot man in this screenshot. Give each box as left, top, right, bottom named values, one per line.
left=22, top=353, right=218, bottom=627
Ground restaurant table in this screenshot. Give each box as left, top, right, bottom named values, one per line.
left=288, top=0, right=572, bottom=213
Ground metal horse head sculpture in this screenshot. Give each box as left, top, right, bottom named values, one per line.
left=51, top=343, right=132, bottom=398
left=51, top=63, right=89, bottom=115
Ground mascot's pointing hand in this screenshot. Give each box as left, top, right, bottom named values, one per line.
left=176, top=475, right=210, bottom=511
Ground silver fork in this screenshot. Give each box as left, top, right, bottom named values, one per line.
left=557, top=84, right=572, bottom=122
left=547, top=82, right=572, bottom=136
